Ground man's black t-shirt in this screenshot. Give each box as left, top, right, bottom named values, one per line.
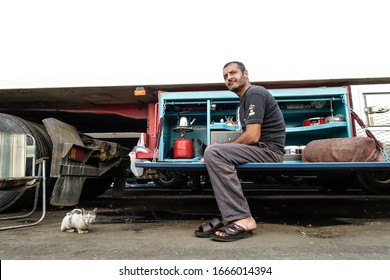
left=239, top=85, right=286, bottom=154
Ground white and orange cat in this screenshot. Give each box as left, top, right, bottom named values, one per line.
left=60, top=208, right=97, bottom=234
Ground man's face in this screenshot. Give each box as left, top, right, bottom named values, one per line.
left=223, top=63, right=248, bottom=93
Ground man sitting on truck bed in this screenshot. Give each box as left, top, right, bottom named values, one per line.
left=196, top=61, right=286, bottom=242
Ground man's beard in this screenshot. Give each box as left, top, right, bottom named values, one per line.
left=229, top=82, right=244, bottom=93
left=230, top=87, right=239, bottom=93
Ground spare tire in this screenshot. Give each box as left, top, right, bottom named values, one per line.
left=0, top=113, right=53, bottom=212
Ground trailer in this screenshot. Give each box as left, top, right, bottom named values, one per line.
left=131, top=85, right=390, bottom=195
left=0, top=114, right=131, bottom=212
left=0, top=85, right=157, bottom=212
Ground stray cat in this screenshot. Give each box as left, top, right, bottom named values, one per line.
left=60, top=208, right=97, bottom=234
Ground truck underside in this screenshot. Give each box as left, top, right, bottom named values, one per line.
left=135, top=161, right=390, bottom=195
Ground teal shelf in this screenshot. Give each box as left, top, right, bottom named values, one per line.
left=281, top=108, right=331, bottom=116
left=210, top=123, right=239, bottom=131
left=286, top=122, right=347, bottom=133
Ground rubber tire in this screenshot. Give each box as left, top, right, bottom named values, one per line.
left=153, top=171, right=183, bottom=188
left=0, top=113, right=52, bottom=212
left=79, top=177, right=114, bottom=200
left=355, top=171, right=390, bottom=195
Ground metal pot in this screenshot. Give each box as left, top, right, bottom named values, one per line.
left=303, top=117, right=326, bottom=126
left=178, top=116, right=196, bottom=127
left=326, top=114, right=345, bottom=123
left=284, top=145, right=300, bottom=155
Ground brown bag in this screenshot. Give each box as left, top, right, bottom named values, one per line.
left=302, top=137, right=382, bottom=162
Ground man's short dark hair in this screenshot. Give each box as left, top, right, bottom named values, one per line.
left=223, top=61, right=246, bottom=72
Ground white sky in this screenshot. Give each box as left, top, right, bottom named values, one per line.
left=1, top=0, right=390, bottom=88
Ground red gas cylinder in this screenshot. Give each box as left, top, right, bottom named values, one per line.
left=173, top=138, right=194, bottom=158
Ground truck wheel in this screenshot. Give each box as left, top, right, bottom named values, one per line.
left=0, top=191, right=26, bottom=213
left=80, top=177, right=114, bottom=200
left=355, top=172, right=390, bottom=195
left=0, top=113, right=52, bottom=212
left=153, top=171, right=183, bottom=188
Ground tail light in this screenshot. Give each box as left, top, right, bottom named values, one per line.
left=68, top=147, right=88, bottom=162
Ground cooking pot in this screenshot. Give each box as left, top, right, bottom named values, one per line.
left=303, top=117, right=326, bottom=126
left=325, top=114, right=345, bottom=123
left=284, top=145, right=300, bottom=155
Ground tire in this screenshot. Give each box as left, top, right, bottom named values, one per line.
left=0, top=191, right=26, bottom=213
left=0, top=113, right=53, bottom=212
left=153, top=170, right=183, bottom=188
left=80, top=177, right=114, bottom=200
left=355, top=171, right=390, bottom=195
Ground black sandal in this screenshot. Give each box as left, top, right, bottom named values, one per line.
left=195, top=218, right=224, bottom=238
left=210, top=223, right=253, bottom=242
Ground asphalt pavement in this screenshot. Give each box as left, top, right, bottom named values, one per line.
left=1, top=187, right=390, bottom=260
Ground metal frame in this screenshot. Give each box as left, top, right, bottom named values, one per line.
left=135, top=161, right=390, bottom=173
left=0, top=133, right=47, bottom=231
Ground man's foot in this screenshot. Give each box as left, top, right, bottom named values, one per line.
left=212, top=216, right=257, bottom=240
left=210, top=223, right=253, bottom=242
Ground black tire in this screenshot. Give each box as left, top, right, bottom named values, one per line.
left=0, top=191, right=26, bottom=213
left=153, top=170, right=183, bottom=188
left=80, top=177, right=114, bottom=200
left=355, top=171, right=390, bottom=195
left=0, top=113, right=53, bottom=212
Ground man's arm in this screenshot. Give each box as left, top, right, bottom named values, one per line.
left=232, top=123, right=261, bottom=145
left=201, top=123, right=260, bottom=162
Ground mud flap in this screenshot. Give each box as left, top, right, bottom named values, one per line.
left=50, top=176, right=87, bottom=206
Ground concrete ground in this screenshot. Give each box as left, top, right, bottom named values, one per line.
left=1, top=187, right=390, bottom=260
